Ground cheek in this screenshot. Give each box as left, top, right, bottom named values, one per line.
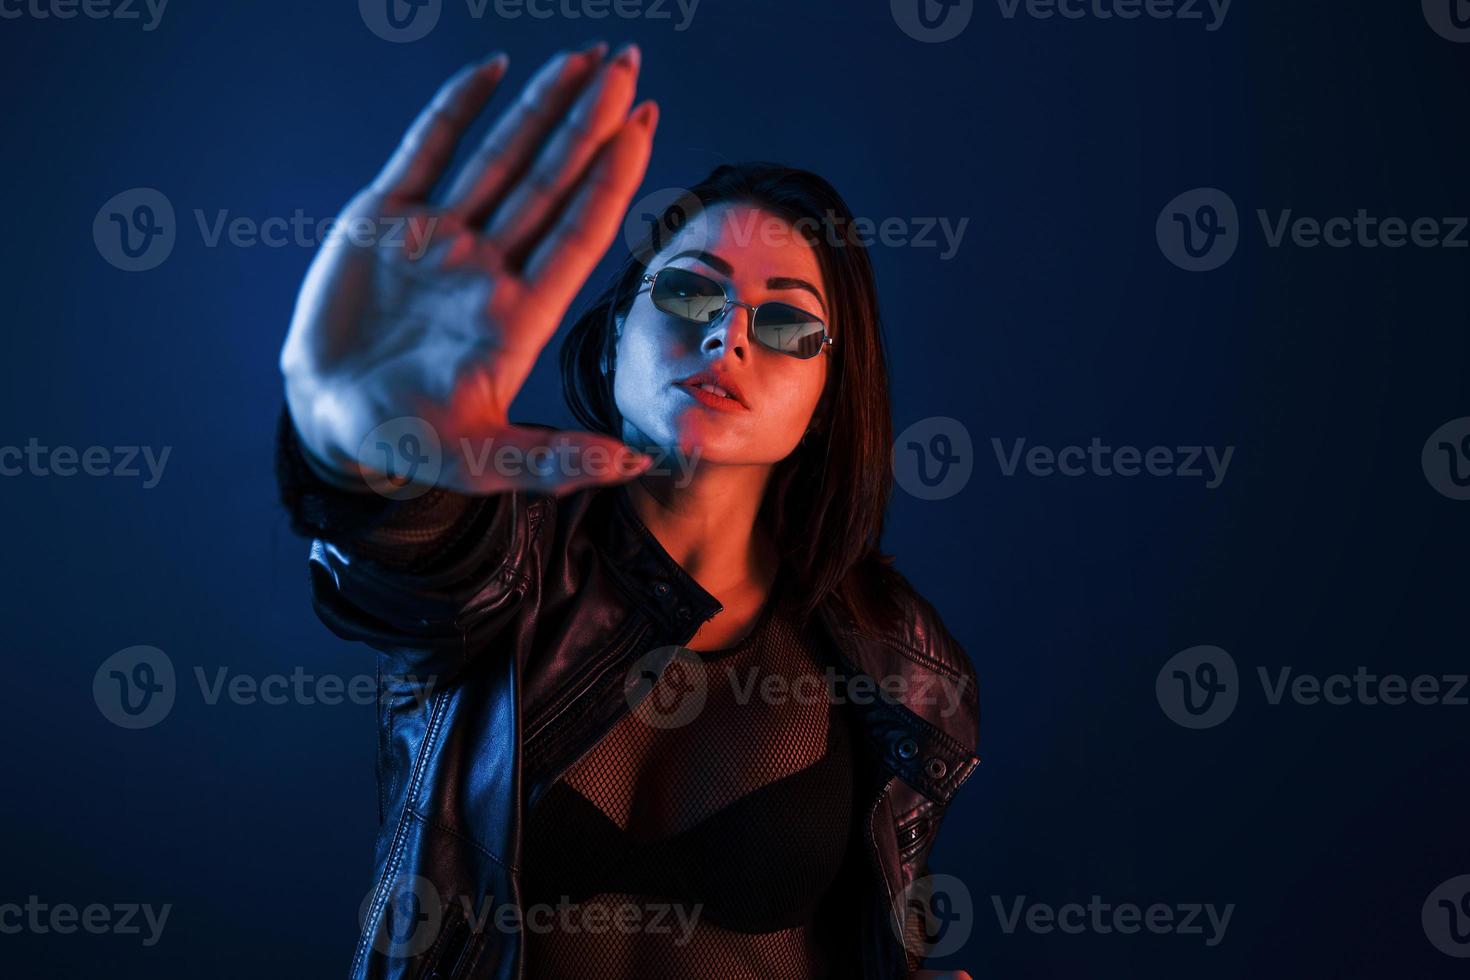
left=611, top=340, right=655, bottom=428
left=750, top=361, right=829, bottom=446
left=612, top=315, right=679, bottom=434
left=617, top=311, right=694, bottom=383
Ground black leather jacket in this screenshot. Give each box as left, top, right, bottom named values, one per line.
left=277, top=411, right=981, bottom=979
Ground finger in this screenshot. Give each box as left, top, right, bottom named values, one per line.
left=485, top=42, right=642, bottom=256
left=441, top=45, right=607, bottom=223
left=523, top=101, right=659, bottom=305
left=372, top=54, right=510, bottom=201
left=442, top=426, right=654, bottom=496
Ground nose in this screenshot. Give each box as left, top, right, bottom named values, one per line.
left=700, top=302, right=751, bottom=361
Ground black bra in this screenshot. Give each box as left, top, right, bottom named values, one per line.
left=522, top=591, right=856, bottom=938
left=523, top=715, right=853, bottom=934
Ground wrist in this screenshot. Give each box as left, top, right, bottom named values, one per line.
left=282, top=381, right=374, bottom=493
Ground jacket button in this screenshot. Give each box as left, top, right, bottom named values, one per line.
left=925, top=757, right=948, bottom=780
left=896, top=737, right=919, bottom=760
left=654, top=582, right=671, bottom=598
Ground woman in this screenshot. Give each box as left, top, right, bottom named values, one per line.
left=277, top=42, right=978, bottom=980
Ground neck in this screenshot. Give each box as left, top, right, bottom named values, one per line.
left=625, top=462, right=778, bottom=598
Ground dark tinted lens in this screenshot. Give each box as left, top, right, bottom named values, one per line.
left=753, top=303, right=827, bottom=358
left=650, top=268, right=727, bottom=323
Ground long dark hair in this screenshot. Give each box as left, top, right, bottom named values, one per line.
left=561, top=162, right=905, bottom=632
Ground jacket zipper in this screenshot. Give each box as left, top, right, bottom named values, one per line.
left=354, top=688, right=453, bottom=978
left=523, top=613, right=646, bottom=751
left=523, top=616, right=653, bottom=791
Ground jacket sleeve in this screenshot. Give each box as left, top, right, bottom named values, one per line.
left=275, top=402, right=550, bottom=679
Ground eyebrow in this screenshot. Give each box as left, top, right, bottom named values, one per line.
left=667, top=250, right=828, bottom=316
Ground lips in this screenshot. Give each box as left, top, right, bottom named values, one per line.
left=674, top=371, right=749, bottom=410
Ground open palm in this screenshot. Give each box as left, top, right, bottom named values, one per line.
left=280, top=43, right=657, bottom=495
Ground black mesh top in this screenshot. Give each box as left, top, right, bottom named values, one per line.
left=521, top=578, right=861, bottom=979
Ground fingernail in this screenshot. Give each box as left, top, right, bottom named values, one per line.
left=613, top=42, right=640, bottom=71
left=633, top=101, right=659, bottom=130
left=618, top=449, right=652, bottom=471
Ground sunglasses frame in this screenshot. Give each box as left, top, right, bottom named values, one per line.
left=638, top=267, right=835, bottom=360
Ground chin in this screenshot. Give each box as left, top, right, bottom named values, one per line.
left=661, top=416, right=737, bottom=459
left=674, top=422, right=801, bottom=469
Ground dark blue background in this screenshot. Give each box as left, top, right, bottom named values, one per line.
left=3, top=0, right=1467, bottom=976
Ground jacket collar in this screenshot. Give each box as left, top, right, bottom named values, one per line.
left=816, top=602, right=979, bottom=807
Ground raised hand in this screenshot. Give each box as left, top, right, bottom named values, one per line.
left=279, top=44, right=658, bottom=496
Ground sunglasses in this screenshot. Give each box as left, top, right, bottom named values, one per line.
left=639, top=266, right=834, bottom=360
